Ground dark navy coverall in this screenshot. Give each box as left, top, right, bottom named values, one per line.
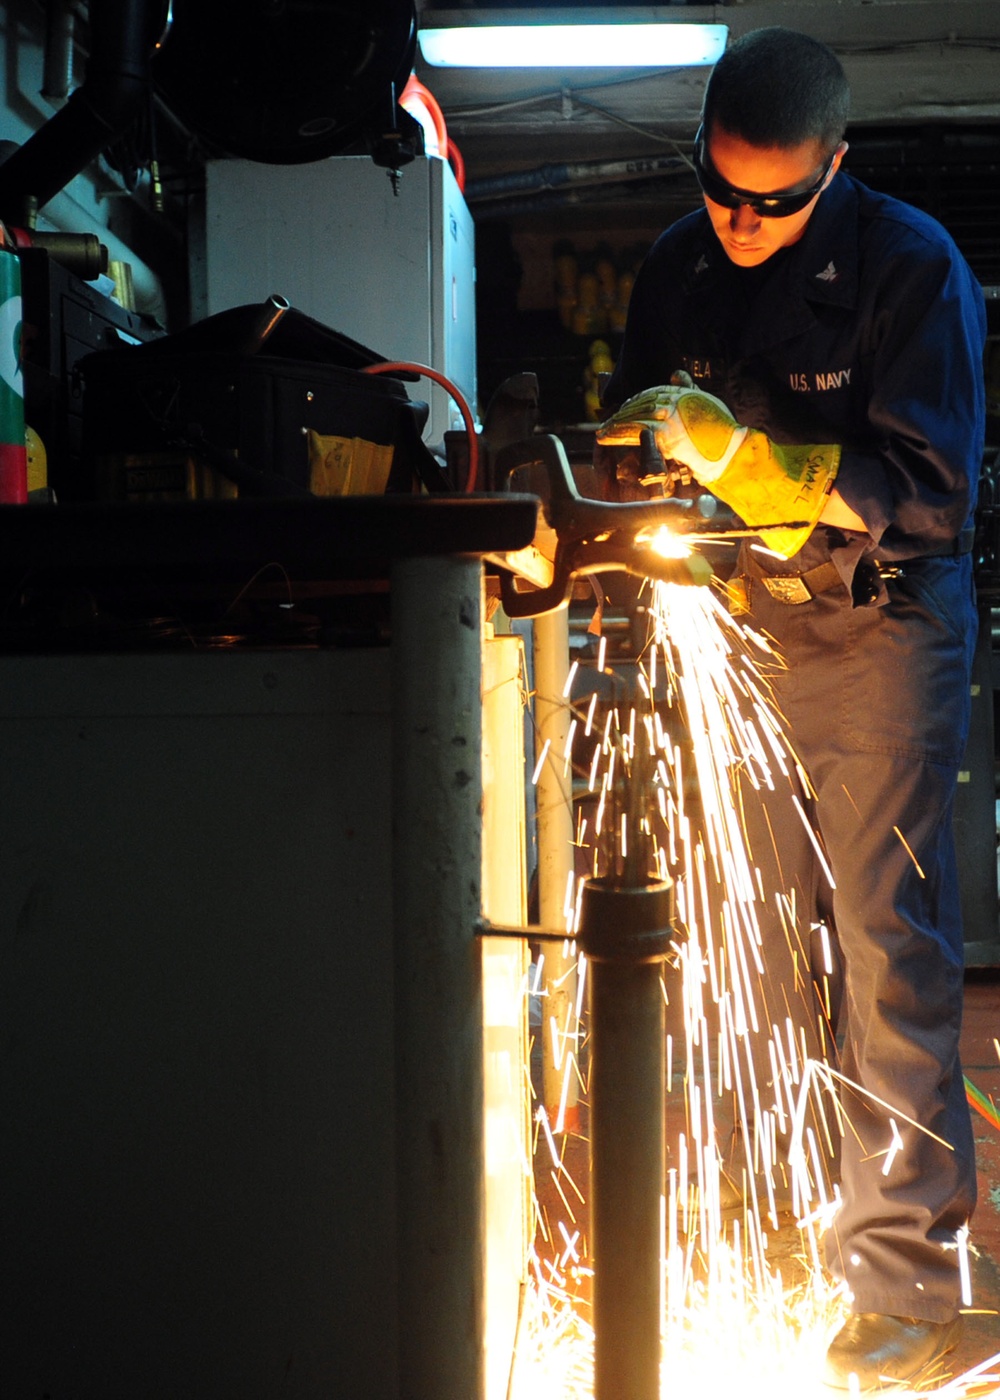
left=605, top=171, right=987, bottom=1321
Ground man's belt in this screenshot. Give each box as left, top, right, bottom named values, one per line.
left=902, top=524, right=976, bottom=559
left=753, top=526, right=975, bottom=606
left=757, top=560, right=841, bottom=605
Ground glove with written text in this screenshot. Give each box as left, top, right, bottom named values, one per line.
left=597, top=383, right=840, bottom=558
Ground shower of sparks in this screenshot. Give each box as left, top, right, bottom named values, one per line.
left=893, top=823, right=927, bottom=879
left=957, top=1224, right=974, bottom=1308
left=511, top=569, right=998, bottom=1400
left=882, top=1117, right=904, bottom=1176
left=531, top=738, right=551, bottom=786
left=645, top=523, right=693, bottom=559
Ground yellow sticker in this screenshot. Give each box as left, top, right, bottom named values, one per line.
left=307, top=431, right=393, bottom=496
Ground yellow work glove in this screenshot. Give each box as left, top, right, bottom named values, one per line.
left=597, top=384, right=840, bottom=558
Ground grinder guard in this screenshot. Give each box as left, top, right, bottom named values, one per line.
left=491, top=433, right=719, bottom=618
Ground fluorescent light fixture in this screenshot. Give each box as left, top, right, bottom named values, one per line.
left=418, top=22, right=728, bottom=69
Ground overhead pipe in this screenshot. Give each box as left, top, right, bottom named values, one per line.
left=471, top=178, right=697, bottom=224
left=465, top=153, right=690, bottom=204
left=0, top=0, right=159, bottom=224
left=41, top=0, right=76, bottom=104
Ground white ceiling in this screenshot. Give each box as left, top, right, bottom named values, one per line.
left=414, top=2, right=1000, bottom=198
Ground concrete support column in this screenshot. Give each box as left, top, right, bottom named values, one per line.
left=391, top=554, right=486, bottom=1400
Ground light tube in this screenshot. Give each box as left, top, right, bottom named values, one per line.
left=418, top=23, right=728, bottom=69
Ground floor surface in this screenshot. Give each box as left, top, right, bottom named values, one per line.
left=955, top=970, right=1000, bottom=1378
left=532, top=969, right=1000, bottom=1390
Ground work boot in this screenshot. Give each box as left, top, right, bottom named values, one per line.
left=823, top=1313, right=962, bottom=1392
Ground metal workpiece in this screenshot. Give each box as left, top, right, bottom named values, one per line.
left=390, top=553, right=486, bottom=1400
left=235, top=293, right=291, bottom=356
left=579, top=877, right=674, bottom=1400
left=578, top=877, right=674, bottom=964
left=495, top=433, right=717, bottom=618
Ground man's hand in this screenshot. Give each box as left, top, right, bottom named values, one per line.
left=597, top=384, right=841, bottom=559
left=596, top=383, right=750, bottom=482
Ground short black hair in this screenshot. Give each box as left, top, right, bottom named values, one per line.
left=702, top=28, right=850, bottom=155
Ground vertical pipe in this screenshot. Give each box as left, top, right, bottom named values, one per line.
left=580, top=880, right=672, bottom=1400
left=532, top=604, right=580, bottom=1129
left=590, top=960, right=665, bottom=1399
left=41, top=0, right=76, bottom=102
left=391, top=554, right=486, bottom=1400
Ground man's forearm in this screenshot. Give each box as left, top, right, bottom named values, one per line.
left=820, top=488, right=868, bottom=532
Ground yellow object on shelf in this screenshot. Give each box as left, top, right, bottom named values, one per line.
left=582, top=338, right=616, bottom=421
left=307, top=430, right=394, bottom=496
left=553, top=244, right=578, bottom=295
left=25, top=426, right=47, bottom=493
left=99, top=451, right=239, bottom=502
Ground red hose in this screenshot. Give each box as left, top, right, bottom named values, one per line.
left=363, top=360, right=478, bottom=493
left=400, top=74, right=448, bottom=158
left=446, top=137, right=466, bottom=194
left=400, top=74, right=465, bottom=192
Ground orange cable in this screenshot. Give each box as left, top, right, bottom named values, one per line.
left=363, top=360, right=478, bottom=492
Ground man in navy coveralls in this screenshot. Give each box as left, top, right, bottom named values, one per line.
left=599, top=26, right=987, bottom=1391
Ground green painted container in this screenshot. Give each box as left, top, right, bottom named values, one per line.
left=0, top=246, right=27, bottom=503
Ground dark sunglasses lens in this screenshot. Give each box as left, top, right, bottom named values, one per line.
left=755, top=189, right=815, bottom=217
left=694, top=137, right=828, bottom=218
left=698, top=165, right=740, bottom=209
left=694, top=144, right=736, bottom=206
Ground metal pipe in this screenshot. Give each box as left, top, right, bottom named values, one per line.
left=532, top=604, right=580, bottom=1130
left=579, top=878, right=673, bottom=1400
left=236, top=294, right=291, bottom=356
left=0, top=0, right=156, bottom=221
left=41, top=0, right=76, bottom=103
left=391, top=553, right=486, bottom=1400
left=36, top=185, right=165, bottom=319
left=7, top=228, right=107, bottom=282
left=471, top=179, right=690, bottom=223
left=466, top=153, right=689, bottom=203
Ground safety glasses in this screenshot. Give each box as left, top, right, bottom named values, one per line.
left=692, top=125, right=837, bottom=218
